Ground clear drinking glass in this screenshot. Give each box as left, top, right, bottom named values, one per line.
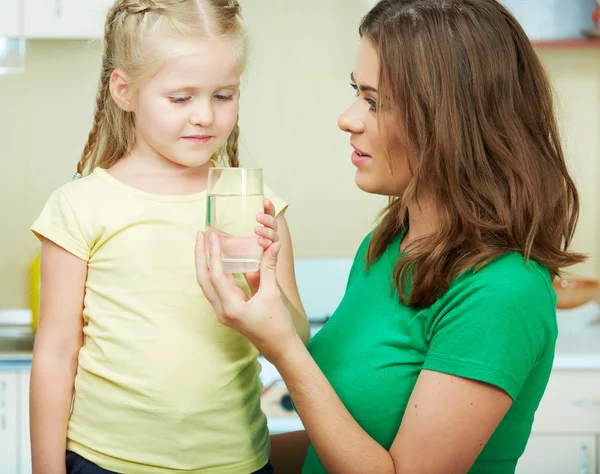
left=205, top=168, right=264, bottom=273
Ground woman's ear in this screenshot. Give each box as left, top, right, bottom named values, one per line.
left=109, top=68, right=133, bottom=112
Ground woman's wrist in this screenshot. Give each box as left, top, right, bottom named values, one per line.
left=266, top=332, right=307, bottom=369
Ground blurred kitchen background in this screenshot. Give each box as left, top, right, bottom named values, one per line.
left=1, top=1, right=600, bottom=473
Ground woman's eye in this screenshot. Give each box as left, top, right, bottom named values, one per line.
left=351, top=82, right=376, bottom=112
left=215, top=95, right=233, bottom=101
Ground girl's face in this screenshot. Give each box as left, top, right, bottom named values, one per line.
left=117, top=37, right=241, bottom=170
left=338, top=38, right=411, bottom=197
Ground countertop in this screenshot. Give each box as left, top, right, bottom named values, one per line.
left=553, top=301, right=600, bottom=370
left=2, top=303, right=600, bottom=371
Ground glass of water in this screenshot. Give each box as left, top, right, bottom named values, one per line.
left=205, top=167, right=264, bottom=273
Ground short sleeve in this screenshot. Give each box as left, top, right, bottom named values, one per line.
left=31, top=189, right=91, bottom=261
left=422, top=264, right=556, bottom=400
left=263, top=183, right=288, bottom=217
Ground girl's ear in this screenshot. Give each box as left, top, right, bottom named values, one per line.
left=110, top=68, right=134, bottom=112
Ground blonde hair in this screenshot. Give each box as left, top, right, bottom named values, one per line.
left=77, top=0, right=247, bottom=176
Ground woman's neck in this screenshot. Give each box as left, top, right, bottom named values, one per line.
left=401, top=197, right=439, bottom=251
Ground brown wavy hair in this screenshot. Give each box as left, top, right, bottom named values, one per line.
left=361, top=0, right=586, bottom=307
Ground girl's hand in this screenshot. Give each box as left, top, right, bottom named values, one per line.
left=195, top=232, right=299, bottom=363
left=244, top=198, right=278, bottom=294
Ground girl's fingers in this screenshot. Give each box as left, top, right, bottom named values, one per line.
left=256, top=212, right=278, bottom=232
left=257, top=236, right=272, bottom=250
left=255, top=226, right=279, bottom=243
left=263, top=198, right=276, bottom=218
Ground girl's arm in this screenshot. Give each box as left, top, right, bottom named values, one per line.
left=30, top=239, right=87, bottom=474
left=273, top=214, right=310, bottom=344
left=247, top=201, right=309, bottom=344
left=270, top=430, right=310, bottom=474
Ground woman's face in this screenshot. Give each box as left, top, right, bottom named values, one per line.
left=338, top=38, right=412, bottom=197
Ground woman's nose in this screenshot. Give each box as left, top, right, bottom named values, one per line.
left=338, top=103, right=365, bottom=134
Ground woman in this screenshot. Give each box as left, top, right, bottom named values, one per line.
left=195, top=0, right=585, bottom=472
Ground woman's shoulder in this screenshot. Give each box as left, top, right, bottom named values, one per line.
left=476, top=252, right=553, bottom=291
left=449, top=252, right=556, bottom=314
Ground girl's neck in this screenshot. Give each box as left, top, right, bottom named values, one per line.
left=107, top=145, right=213, bottom=196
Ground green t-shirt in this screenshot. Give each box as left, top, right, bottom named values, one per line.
left=302, top=232, right=557, bottom=474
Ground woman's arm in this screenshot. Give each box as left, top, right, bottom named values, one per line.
left=30, top=239, right=87, bottom=474
left=196, top=223, right=516, bottom=473
left=270, top=430, right=310, bottom=474
left=275, top=338, right=512, bottom=474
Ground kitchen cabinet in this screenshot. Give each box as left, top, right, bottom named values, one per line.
left=23, top=0, right=112, bottom=38
left=19, top=371, right=31, bottom=474
left=0, top=373, right=18, bottom=474
left=500, top=0, right=597, bottom=41
left=517, top=435, right=596, bottom=474
left=0, top=369, right=30, bottom=474
left=514, top=308, right=600, bottom=473
left=0, top=0, right=22, bottom=37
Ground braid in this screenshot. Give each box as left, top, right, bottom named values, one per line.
left=226, top=117, right=240, bottom=168
left=77, top=4, right=123, bottom=176
left=125, top=0, right=167, bottom=14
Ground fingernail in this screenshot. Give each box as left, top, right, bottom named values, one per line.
left=197, top=231, right=203, bottom=242
left=210, top=233, right=217, bottom=248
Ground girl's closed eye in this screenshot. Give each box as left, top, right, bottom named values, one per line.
left=170, top=95, right=192, bottom=104
left=214, top=94, right=234, bottom=101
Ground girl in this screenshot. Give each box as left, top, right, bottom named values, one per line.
left=196, top=0, right=585, bottom=473
left=30, top=1, right=308, bottom=473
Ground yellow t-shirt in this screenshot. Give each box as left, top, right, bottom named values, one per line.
left=31, top=168, right=288, bottom=474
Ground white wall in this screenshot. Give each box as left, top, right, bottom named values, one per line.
left=0, top=1, right=598, bottom=308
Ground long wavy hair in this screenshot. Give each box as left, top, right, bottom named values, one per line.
left=362, top=0, right=586, bottom=307
left=77, top=0, right=247, bottom=176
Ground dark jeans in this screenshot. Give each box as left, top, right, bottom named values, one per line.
left=66, top=450, right=274, bottom=474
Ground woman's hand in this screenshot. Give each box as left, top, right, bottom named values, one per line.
left=195, top=228, right=300, bottom=363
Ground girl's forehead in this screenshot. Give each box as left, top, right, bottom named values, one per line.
left=153, top=36, right=240, bottom=58
left=148, top=37, right=243, bottom=87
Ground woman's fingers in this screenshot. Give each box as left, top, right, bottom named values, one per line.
left=194, top=232, right=222, bottom=310
left=206, top=234, right=248, bottom=316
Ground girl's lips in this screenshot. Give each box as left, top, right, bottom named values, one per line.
left=183, top=136, right=212, bottom=144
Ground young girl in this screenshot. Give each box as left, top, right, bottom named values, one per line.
left=30, top=1, right=308, bottom=473
left=196, top=0, right=586, bottom=473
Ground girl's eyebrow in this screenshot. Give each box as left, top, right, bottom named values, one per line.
left=165, top=83, right=240, bottom=91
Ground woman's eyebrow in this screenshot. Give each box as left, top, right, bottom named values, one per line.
left=350, top=72, right=377, bottom=93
